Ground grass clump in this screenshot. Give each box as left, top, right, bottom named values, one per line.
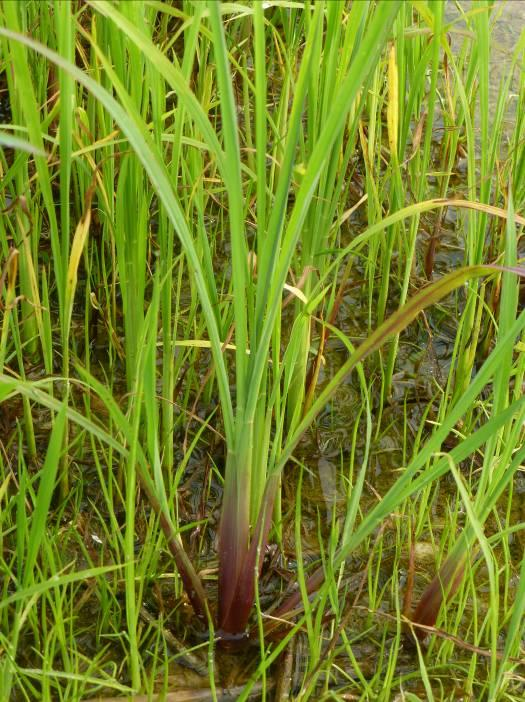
left=0, top=1, right=525, bottom=700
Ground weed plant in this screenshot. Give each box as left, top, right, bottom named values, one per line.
left=0, top=1, right=524, bottom=700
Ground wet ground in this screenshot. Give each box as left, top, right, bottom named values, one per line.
left=2, top=2, right=525, bottom=700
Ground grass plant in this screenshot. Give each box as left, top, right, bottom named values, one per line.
left=1, top=1, right=525, bottom=700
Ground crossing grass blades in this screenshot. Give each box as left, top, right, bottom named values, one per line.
left=1, top=2, right=525, bottom=700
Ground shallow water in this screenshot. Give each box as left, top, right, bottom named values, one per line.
left=448, top=0, right=525, bottom=133
left=2, top=3, right=525, bottom=700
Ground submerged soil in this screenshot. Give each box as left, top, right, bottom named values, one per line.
left=2, top=3, right=525, bottom=701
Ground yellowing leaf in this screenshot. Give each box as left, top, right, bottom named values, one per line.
left=64, top=180, right=96, bottom=335
left=283, top=282, right=308, bottom=304
left=387, top=44, right=398, bottom=160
